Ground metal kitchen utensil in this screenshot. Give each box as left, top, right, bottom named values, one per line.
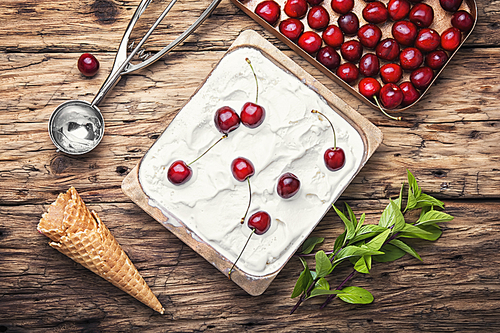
left=49, top=0, right=223, bottom=155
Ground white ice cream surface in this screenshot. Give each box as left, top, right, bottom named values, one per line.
left=139, top=47, right=365, bottom=276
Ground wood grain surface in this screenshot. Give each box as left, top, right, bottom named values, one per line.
left=1, top=0, right=499, bottom=331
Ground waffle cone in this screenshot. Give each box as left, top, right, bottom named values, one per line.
left=38, top=187, right=164, bottom=314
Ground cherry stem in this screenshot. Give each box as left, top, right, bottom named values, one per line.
left=246, top=58, right=259, bottom=104
left=241, top=177, right=252, bottom=224
left=311, top=110, right=336, bottom=149
left=373, top=96, right=402, bottom=121
left=188, top=134, right=227, bottom=166
left=228, top=228, right=255, bottom=280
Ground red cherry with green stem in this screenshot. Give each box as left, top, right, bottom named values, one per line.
left=255, top=0, right=281, bottom=25
left=323, top=25, right=344, bottom=48
left=279, top=18, right=304, bottom=41
left=336, top=63, right=359, bottom=84
left=357, top=24, right=382, bottom=49
left=228, top=211, right=271, bottom=279
left=362, top=2, right=389, bottom=24
left=376, top=38, right=400, bottom=61
left=380, top=63, right=403, bottom=84
left=277, top=173, right=301, bottom=199
left=409, top=3, right=434, bottom=28
left=241, top=58, right=265, bottom=128
left=338, top=12, right=359, bottom=35
left=415, top=28, right=440, bottom=52
left=298, top=31, right=323, bottom=54
left=358, top=77, right=381, bottom=100
left=399, top=47, right=423, bottom=71
left=425, top=50, right=448, bottom=70
left=215, top=106, right=240, bottom=134
left=311, top=110, right=345, bottom=171
left=78, top=53, right=99, bottom=77
left=399, top=81, right=420, bottom=106
left=284, top=0, right=308, bottom=18
left=317, top=46, right=341, bottom=70
left=308, top=6, right=330, bottom=30
left=410, top=66, right=434, bottom=90
left=452, top=10, right=474, bottom=31
left=441, top=27, right=462, bottom=51
left=378, top=83, right=404, bottom=111
left=387, top=0, right=410, bottom=21
left=231, top=157, right=255, bottom=224
left=359, top=53, right=380, bottom=77
left=340, top=40, right=363, bottom=63
left=440, top=0, right=462, bottom=12
left=331, top=0, right=354, bottom=15
left=392, top=20, right=418, bottom=46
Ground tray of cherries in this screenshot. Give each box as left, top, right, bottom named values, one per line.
left=231, top=0, right=477, bottom=116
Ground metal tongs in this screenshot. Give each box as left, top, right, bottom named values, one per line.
left=48, top=0, right=223, bottom=155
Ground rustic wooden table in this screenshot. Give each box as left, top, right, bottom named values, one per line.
left=1, top=0, right=499, bottom=331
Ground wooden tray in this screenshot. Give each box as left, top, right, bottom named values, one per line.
left=230, top=0, right=478, bottom=112
left=122, top=30, right=383, bottom=296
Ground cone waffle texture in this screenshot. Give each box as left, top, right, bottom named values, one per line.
left=37, top=187, right=164, bottom=314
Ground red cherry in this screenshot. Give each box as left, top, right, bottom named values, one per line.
left=336, top=63, right=359, bottom=84
left=380, top=63, right=403, bottom=84
left=452, top=10, right=474, bottom=31
left=399, top=47, right=423, bottom=71
left=409, top=3, right=434, bottom=28
left=338, top=12, right=359, bottom=35
left=441, top=27, right=462, bottom=51
left=331, top=0, right=354, bottom=15
left=248, top=211, right=271, bottom=235
left=167, top=160, right=193, bottom=185
left=359, top=53, right=380, bottom=77
left=362, top=2, right=389, bottom=24
left=77, top=53, right=99, bottom=77
left=323, top=25, right=344, bottom=48
left=415, top=28, right=441, bottom=53
left=410, top=66, right=434, bottom=90
left=214, top=106, right=240, bottom=134
left=376, top=38, right=400, bottom=61
left=317, top=46, right=341, bottom=70
left=279, top=18, right=304, bottom=41
left=425, top=50, right=448, bottom=70
left=307, top=0, right=323, bottom=5
left=440, top=0, right=462, bottom=12
left=231, top=157, right=255, bottom=182
left=399, top=81, right=420, bottom=106
left=387, top=0, right=411, bottom=21
left=241, top=102, right=265, bottom=128
left=408, top=0, right=423, bottom=2
left=358, top=77, right=381, bottom=99
left=340, top=40, right=363, bottom=63
left=324, top=147, right=346, bottom=171
left=298, top=31, right=323, bottom=54
left=380, top=83, right=403, bottom=109
left=357, top=24, right=382, bottom=49
left=308, top=6, right=330, bottom=30
left=277, top=173, right=301, bottom=199
left=284, top=0, right=308, bottom=18
left=392, top=20, right=417, bottom=46
left=255, top=1, right=281, bottom=25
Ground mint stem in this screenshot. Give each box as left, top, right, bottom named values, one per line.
left=320, top=269, right=356, bottom=309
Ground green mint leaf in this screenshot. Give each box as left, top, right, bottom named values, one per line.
left=415, top=209, right=454, bottom=227
left=396, top=182, right=404, bottom=210
left=355, top=213, right=366, bottom=234
left=316, top=277, right=330, bottom=290
left=379, top=199, right=405, bottom=232
left=390, top=199, right=406, bottom=234
left=406, top=188, right=418, bottom=211
left=333, top=246, right=384, bottom=265
left=398, top=224, right=442, bottom=241
left=334, top=205, right=355, bottom=242
left=301, top=236, right=325, bottom=254
left=315, top=250, right=333, bottom=278
left=309, top=288, right=345, bottom=298
left=414, top=193, right=445, bottom=209
left=346, top=203, right=358, bottom=228
left=337, top=286, right=374, bottom=304
left=389, top=239, right=422, bottom=261
left=366, top=229, right=391, bottom=251
left=354, top=256, right=370, bottom=274
left=291, top=258, right=313, bottom=299
left=333, top=231, right=346, bottom=255
left=373, top=244, right=406, bottom=262
left=350, top=224, right=386, bottom=243
left=407, top=170, right=422, bottom=197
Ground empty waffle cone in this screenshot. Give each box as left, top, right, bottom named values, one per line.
left=38, top=187, right=164, bottom=314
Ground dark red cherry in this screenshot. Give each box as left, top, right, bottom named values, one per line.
left=380, top=63, right=402, bottom=84
left=317, top=46, right=341, bottom=70
left=307, top=0, right=323, bottom=5
left=324, top=148, right=346, bottom=171
left=359, top=53, right=380, bottom=77
left=277, top=173, right=301, bottom=199
left=298, top=31, right=322, bottom=54
left=399, top=47, right=423, bottom=71
left=392, top=20, right=417, bottom=46
left=248, top=211, right=271, bottom=235
left=358, top=77, right=381, bottom=99
left=241, top=102, right=265, bottom=128
left=399, top=81, right=420, bottom=106
left=167, top=160, right=193, bottom=185
left=279, top=18, right=305, bottom=41
left=331, top=0, right=354, bottom=15
left=409, top=3, right=434, bottom=28
left=308, top=6, right=330, bottom=30
left=380, top=83, right=403, bottom=109
left=323, top=25, right=344, bottom=48
left=415, top=28, right=440, bottom=52
left=284, top=0, right=308, bottom=18
left=78, top=53, right=99, bottom=77
left=408, top=0, right=422, bottom=2
left=425, top=50, right=448, bottom=70
left=362, top=2, right=389, bottom=24
left=410, top=66, right=434, bottom=90
left=387, top=0, right=410, bottom=21
left=440, top=0, right=462, bottom=12
left=255, top=1, right=281, bottom=25
left=441, top=27, right=462, bottom=51
left=340, top=40, right=363, bottom=63
left=336, top=63, right=359, bottom=84
left=357, top=24, right=382, bottom=49
left=231, top=157, right=255, bottom=182
left=338, top=12, right=359, bottom=35
left=215, top=106, right=240, bottom=134
left=376, top=38, right=400, bottom=61
left=452, top=10, right=474, bottom=31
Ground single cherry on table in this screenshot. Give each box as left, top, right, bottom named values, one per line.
left=284, top=0, right=308, bottom=18
left=399, top=81, right=420, bottom=106
left=363, top=1, right=389, bottom=24
left=255, top=0, right=281, bottom=25
left=392, top=20, right=418, bottom=46
left=440, top=0, right=463, bottom=12
left=409, top=3, right=434, bottom=28
left=410, top=66, right=434, bottom=90
left=341, top=40, right=363, bottom=63
left=441, top=27, right=462, bottom=51
left=331, top=0, right=354, bottom=15
left=167, top=160, right=193, bottom=185
left=358, top=77, right=381, bottom=99
left=357, top=24, right=382, bottom=49
left=78, top=53, right=100, bottom=77
left=337, top=63, right=359, bottom=84
left=317, top=46, right=341, bottom=70
left=376, top=38, right=400, bottom=61
left=323, top=25, right=345, bottom=48
left=380, top=63, right=403, bottom=84
left=231, top=157, right=256, bottom=225
left=338, top=12, right=360, bottom=35
left=215, top=106, right=240, bottom=134
left=379, top=83, right=404, bottom=110
left=359, top=53, right=380, bottom=77
left=452, top=10, right=474, bottom=31
left=298, top=31, right=323, bottom=54
left=387, top=0, right=411, bottom=21
left=241, top=58, right=266, bottom=128
left=277, top=173, right=301, bottom=199
left=308, top=5, right=330, bottom=30
left=311, top=110, right=346, bottom=171
left=279, top=18, right=304, bottom=41
left=399, top=47, right=423, bottom=71
left=425, top=50, right=448, bottom=70
left=415, top=28, right=441, bottom=53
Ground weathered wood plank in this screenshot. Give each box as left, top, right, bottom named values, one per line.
left=1, top=199, right=499, bottom=331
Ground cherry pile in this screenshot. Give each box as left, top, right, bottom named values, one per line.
left=254, top=0, right=473, bottom=113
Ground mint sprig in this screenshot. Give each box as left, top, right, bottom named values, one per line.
left=290, top=170, right=454, bottom=314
